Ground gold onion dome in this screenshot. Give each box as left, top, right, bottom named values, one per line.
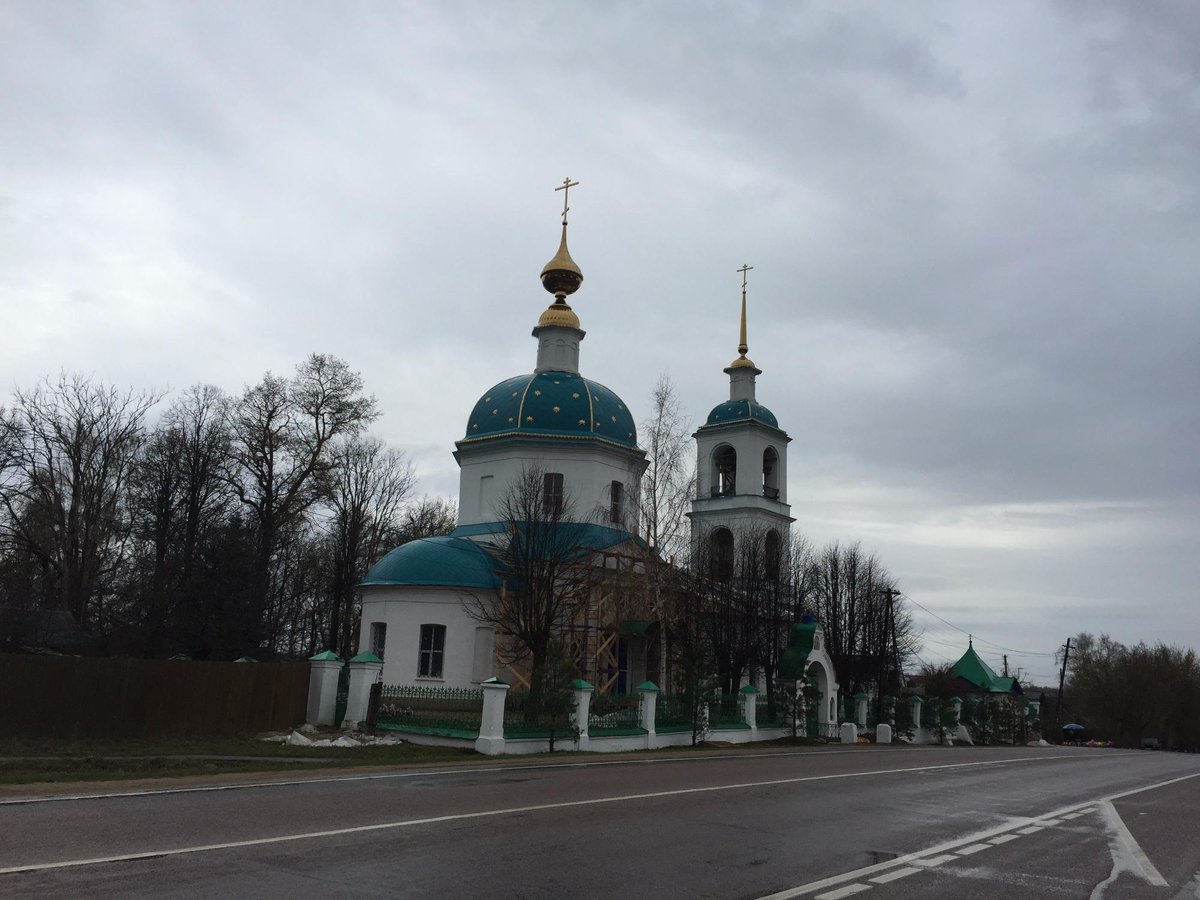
left=540, top=223, right=583, bottom=299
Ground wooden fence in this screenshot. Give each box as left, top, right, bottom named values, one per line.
left=0, top=653, right=309, bottom=739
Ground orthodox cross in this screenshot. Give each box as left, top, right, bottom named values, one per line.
left=737, top=263, right=753, bottom=297
left=555, top=177, right=579, bottom=225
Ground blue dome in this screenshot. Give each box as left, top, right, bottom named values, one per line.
left=705, top=399, right=779, bottom=429
left=362, top=536, right=501, bottom=590
left=461, top=371, right=638, bottom=449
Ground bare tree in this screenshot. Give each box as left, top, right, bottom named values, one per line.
left=637, top=374, right=693, bottom=560
left=228, top=354, right=377, bottom=651
left=466, top=466, right=596, bottom=694
left=806, top=541, right=914, bottom=706
left=322, top=436, right=415, bottom=655
left=0, top=374, right=160, bottom=631
left=397, top=495, right=458, bottom=543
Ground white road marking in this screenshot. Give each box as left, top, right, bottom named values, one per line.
left=1095, top=799, right=1168, bottom=890
left=869, top=867, right=919, bottom=884
left=814, top=885, right=870, bottom=900
left=956, top=843, right=991, bottom=855
left=758, top=770, right=1200, bottom=899
left=1040, top=819, right=1063, bottom=826
left=1017, top=825, right=1044, bottom=834
left=988, top=834, right=1019, bottom=845
left=0, top=745, right=996, bottom=807
left=913, top=854, right=957, bottom=867
left=1062, top=812, right=1084, bottom=820
left=0, top=755, right=1075, bottom=876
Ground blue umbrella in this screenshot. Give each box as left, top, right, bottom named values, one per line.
left=1062, top=723, right=1085, bottom=731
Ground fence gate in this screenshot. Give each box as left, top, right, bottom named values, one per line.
left=333, top=662, right=351, bottom=727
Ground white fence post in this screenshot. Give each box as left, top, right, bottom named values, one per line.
left=876, top=723, right=892, bottom=743
left=572, top=679, right=595, bottom=751
left=306, top=650, right=343, bottom=726
left=854, top=691, right=868, bottom=728
left=637, top=681, right=658, bottom=749
left=740, top=684, right=758, bottom=733
left=475, top=677, right=510, bottom=755
left=344, top=651, right=384, bottom=727
left=840, top=722, right=859, bottom=744
left=911, top=695, right=924, bottom=742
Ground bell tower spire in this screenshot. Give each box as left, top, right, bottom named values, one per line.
left=725, top=263, right=761, bottom=402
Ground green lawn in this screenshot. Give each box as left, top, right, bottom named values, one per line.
left=0, top=735, right=479, bottom=785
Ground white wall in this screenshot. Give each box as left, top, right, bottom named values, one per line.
left=359, top=585, right=497, bottom=688
left=455, top=441, right=646, bottom=527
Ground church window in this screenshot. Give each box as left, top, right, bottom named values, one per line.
left=762, top=447, right=780, bottom=499
left=609, top=481, right=623, bottom=524
left=543, top=472, right=564, bottom=516
left=765, top=529, right=781, bottom=582
left=712, top=445, right=737, bottom=496
left=370, top=622, right=387, bottom=660
left=418, top=624, right=446, bottom=678
left=710, top=528, right=734, bottom=581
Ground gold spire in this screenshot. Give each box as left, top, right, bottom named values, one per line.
left=538, top=177, right=583, bottom=327
left=729, top=263, right=757, bottom=369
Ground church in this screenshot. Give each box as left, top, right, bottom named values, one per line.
left=358, top=182, right=800, bottom=696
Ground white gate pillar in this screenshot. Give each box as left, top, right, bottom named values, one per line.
left=344, top=651, right=384, bottom=727
left=572, top=679, right=595, bottom=751
left=740, top=684, right=758, bottom=732
left=638, top=681, right=659, bottom=749
left=306, top=651, right=343, bottom=726
left=475, top=677, right=510, bottom=755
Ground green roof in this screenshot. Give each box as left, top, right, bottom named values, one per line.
left=951, top=643, right=1020, bottom=694
left=703, top=399, right=779, bottom=429
left=460, top=371, right=639, bottom=449
left=362, top=536, right=503, bottom=589
left=363, top=523, right=642, bottom=591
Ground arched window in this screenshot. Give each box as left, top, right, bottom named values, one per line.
left=712, top=445, right=737, bottom=496
left=710, top=527, right=734, bottom=581
left=542, top=472, right=564, bottom=516
left=765, top=529, right=781, bottom=582
left=762, top=447, right=779, bottom=499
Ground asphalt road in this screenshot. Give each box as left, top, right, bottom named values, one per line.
left=2, top=744, right=1198, bottom=898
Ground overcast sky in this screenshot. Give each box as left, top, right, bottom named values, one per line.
left=4, top=1, right=1198, bottom=684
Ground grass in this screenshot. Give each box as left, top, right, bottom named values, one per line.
left=0, top=734, right=479, bottom=785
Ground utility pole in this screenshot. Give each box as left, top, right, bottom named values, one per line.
left=1003, top=655, right=1009, bottom=678
left=878, top=587, right=902, bottom=722
left=1054, top=637, right=1071, bottom=738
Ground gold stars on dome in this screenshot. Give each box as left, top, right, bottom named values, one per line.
left=572, top=392, right=580, bottom=399
left=534, top=389, right=542, bottom=397
left=578, top=419, right=586, bottom=426
left=552, top=406, right=561, bottom=413
left=525, top=416, right=534, bottom=423
left=729, top=263, right=759, bottom=370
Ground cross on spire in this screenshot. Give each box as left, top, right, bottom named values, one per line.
left=737, top=264, right=753, bottom=357
left=555, top=177, right=579, bottom=225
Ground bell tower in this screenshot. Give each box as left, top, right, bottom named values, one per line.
left=688, top=265, right=794, bottom=577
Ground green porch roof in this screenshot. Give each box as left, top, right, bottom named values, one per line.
left=951, top=643, right=1021, bottom=694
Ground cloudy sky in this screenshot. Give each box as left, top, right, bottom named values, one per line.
left=4, top=1, right=1198, bottom=684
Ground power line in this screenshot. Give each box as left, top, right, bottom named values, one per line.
left=905, top=596, right=1058, bottom=657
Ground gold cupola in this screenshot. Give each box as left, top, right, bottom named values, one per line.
left=537, top=178, right=584, bottom=330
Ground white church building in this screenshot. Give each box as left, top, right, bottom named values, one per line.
left=357, top=187, right=835, bottom=717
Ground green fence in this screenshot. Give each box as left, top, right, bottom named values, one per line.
left=711, top=694, right=748, bottom=730
left=758, top=694, right=793, bottom=727
left=375, top=684, right=483, bottom=739
left=655, top=694, right=692, bottom=734
left=589, top=692, right=644, bottom=736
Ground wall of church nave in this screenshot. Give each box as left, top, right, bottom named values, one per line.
left=456, top=443, right=645, bottom=527
left=360, top=587, right=496, bottom=689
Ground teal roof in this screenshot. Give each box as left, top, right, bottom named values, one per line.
left=363, top=523, right=642, bottom=591
left=704, top=399, right=779, bottom=429
left=362, top=536, right=502, bottom=589
left=460, top=371, right=638, bottom=449
left=951, top=643, right=1021, bottom=694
